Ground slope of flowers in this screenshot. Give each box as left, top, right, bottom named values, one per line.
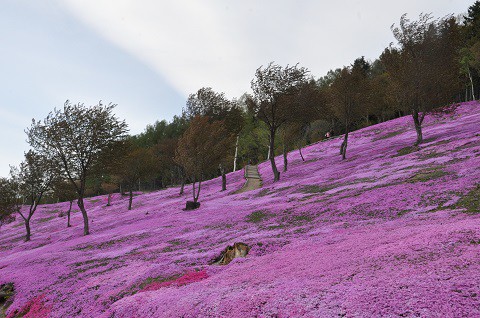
left=0, top=102, right=479, bottom=317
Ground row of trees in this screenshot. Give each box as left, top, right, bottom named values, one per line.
left=1, top=3, right=479, bottom=241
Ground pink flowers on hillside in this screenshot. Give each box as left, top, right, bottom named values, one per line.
left=0, top=102, right=479, bottom=317
left=6, top=294, right=51, bottom=318
left=140, top=270, right=209, bottom=293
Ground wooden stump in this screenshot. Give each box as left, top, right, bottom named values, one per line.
left=185, top=201, right=201, bottom=210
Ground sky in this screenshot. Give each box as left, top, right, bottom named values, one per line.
left=0, top=0, right=473, bottom=177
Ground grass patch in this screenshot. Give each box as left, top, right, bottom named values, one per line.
left=167, top=239, right=185, bottom=246
left=396, top=209, right=410, bottom=217
left=38, top=215, right=56, bottom=223
left=292, top=214, right=313, bottom=223
left=393, top=146, right=418, bottom=157
left=407, top=168, right=449, bottom=183
left=298, top=185, right=332, bottom=194
left=419, top=151, right=444, bottom=160
left=450, top=141, right=478, bottom=153
left=76, top=238, right=127, bottom=250
left=373, top=130, right=405, bottom=141
left=456, top=185, right=480, bottom=213
left=254, top=189, right=271, bottom=197
left=246, top=210, right=272, bottom=223
left=109, top=274, right=181, bottom=303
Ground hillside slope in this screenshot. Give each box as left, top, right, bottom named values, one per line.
left=1, top=102, right=479, bottom=317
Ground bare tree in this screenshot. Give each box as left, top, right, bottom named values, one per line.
left=10, top=150, right=59, bottom=241
left=51, top=180, right=77, bottom=227
left=249, top=62, right=309, bottom=181
left=26, top=101, right=128, bottom=235
left=0, top=178, right=19, bottom=227
left=385, top=14, right=462, bottom=145
left=329, top=63, right=366, bottom=160
left=175, top=116, right=232, bottom=207
left=117, top=143, right=158, bottom=210
left=184, top=87, right=243, bottom=189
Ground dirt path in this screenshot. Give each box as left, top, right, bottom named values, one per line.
left=235, top=165, right=262, bottom=193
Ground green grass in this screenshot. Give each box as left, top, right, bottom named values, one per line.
left=396, top=209, right=410, bottom=217
left=167, top=239, right=184, bottom=246
left=298, top=185, right=332, bottom=194
left=373, top=130, right=405, bottom=141
left=254, top=189, right=271, bottom=197
left=108, top=274, right=181, bottom=303
left=38, top=215, right=56, bottom=223
left=393, top=146, right=418, bottom=157
left=456, top=185, right=480, bottom=213
left=246, top=210, right=272, bottom=223
left=408, top=167, right=449, bottom=183
left=419, top=151, right=444, bottom=160
left=291, top=214, right=313, bottom=223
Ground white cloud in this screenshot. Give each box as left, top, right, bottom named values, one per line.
left=61, top=0, right=471, bottom=100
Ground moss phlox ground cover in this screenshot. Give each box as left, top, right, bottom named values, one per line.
left=0, top=102, right=479, bottom=317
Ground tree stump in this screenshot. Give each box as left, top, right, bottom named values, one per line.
left=209, top=242, right=250, bottom=265
left=185, top=201, right=200, bottom=210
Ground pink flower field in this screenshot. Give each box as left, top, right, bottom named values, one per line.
left=1, top=102, right=479, bottom=317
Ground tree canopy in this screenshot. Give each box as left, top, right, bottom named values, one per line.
left=26, top=100, right=128, bottom=235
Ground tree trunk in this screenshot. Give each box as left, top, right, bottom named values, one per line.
left=192, top=176, right=196, bottom=202
left=468, top=67, right=476, bottom=101
left=219, top=164, right=227, bottom=191
left=77, top=197, right=89, bottom=235
left=298, top=145, right=305, bottom=162
left=341, top=131, right=349, bottom=160
left=196, top=180, right=202, bottom=202
left=179, top=168, right=186, bottom=195
left=412, top=110, right=423, bottom=146
left=67, top=200, right=72, bottom=227
left=233, top=135, right=239, bottom=172
left=283, top=143, right=288, bottom=172
left=128, top=188, right=133, bottom=210
left=193, top=176, right=202, bottom=203
left=24, top=218, right=31, bottom=241
left=269, top=128, right=280, bottom=182
left=180, top=177, right=185, bottom=195
left=107, top=193, right=112, bottom=206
